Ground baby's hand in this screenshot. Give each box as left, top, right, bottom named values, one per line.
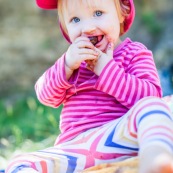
left=87, top=42, right=114, bottom=76
left=65, top=36, right=99, bottom=71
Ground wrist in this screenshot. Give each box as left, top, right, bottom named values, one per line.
left=64, top=54, right=74, bottom=80
left=65, top=53, right=74, bottom=71
left=65, top=62, right=74, bottom=80
left=65, top=61, right=74, bottom=72
left=94, top=56, right=112, bottom=76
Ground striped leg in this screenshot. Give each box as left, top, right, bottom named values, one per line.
left=127, top=96, right=173, bottom=153
left=126, top=96, right=173, bottom=173
left=6, top=96, right=172, bottom=173
left=81, top=96, right=173, bottom=173
left=5, top=146, right=80, bottom=173
left=5, top=119, right=139, bottom=173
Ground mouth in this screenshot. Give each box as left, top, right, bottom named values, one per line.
left=88, top=35, right=104, bottom=46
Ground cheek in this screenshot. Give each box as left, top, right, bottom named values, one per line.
left=67, top=28, right=80, bottom=43
left=106, top=25, right=120, bottom=41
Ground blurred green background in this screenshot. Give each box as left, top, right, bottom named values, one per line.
left=0, top=0, right=173, bottom=168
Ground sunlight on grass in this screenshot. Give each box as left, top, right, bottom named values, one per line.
left=0, top=93, right=62, bottom=168
left=0, top=94, right=62, bottom=146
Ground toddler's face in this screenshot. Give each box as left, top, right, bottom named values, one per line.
left=62, top=0, right=123, bottom=52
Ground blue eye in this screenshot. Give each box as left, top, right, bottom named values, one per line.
left=95, top=11, right=102, bottom=17
left=72, top=17, right=80, bottom=23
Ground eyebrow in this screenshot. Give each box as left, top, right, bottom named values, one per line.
left=66, top=10, right=78, bottom=22
left=65, top=0, right=104, bottom=21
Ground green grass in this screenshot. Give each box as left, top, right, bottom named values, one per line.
left=0, top=94, right=62, bottom=147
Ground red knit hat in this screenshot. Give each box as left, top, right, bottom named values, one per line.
left=36, top=0, right=135, bottom=42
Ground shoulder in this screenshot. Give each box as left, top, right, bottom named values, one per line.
left=114, top=38, right=152, bottom=58
left=123, top=38, right=149, bottom=52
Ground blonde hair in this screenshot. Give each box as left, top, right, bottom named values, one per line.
left=57, top=0, right=131, bottom=37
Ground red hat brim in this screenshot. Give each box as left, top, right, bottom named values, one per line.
left=36, top=0, right=57, bottom=9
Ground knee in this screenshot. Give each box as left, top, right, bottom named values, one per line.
left=129, top=96, right=172, bottom=129
left=136, top=96, right=162, bottom=104
left=127, top=96, right=172, bottom=139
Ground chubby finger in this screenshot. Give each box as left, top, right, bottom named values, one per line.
left=77, top=41, right=95, bottom=50
left=93, top=47, right=102, bottom=58
left=79, top=48, right=99, bottom=56
left=80, top=54, right=98, bottom=61
left=73, top=36, right=90, bottom=43
left=85, top=59, right=97, bottom=66
left=74, top=37, right=96, bottom=50
left=106, top=42, right=114, bottom=56
left=85, top=60, right=91, bottom=65
left=74, top=37, right=91, bottom=45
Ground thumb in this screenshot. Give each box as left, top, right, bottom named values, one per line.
left=106, top=42, right=114, bottom=57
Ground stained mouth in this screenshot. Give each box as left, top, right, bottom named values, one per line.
left=88, top=35, right=103, bottom=46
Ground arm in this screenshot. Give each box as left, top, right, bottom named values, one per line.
left=94, top=48, right=162, bottom=109
left=35, top=54, right=74, bottom=108
left=35, top=36, right=98, bottom=108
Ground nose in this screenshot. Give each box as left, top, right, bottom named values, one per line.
left=82, top=22, right=96, bottom=35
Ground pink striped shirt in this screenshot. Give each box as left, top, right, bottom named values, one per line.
left=35, top=38, right=162, bottom=144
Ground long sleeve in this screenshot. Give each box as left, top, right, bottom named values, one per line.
left=95, top=41, right=162, bottom=109
left=35, top=54, right=74, bottom=108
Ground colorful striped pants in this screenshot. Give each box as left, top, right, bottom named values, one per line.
left=6, top=97, right=173, bottom=173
